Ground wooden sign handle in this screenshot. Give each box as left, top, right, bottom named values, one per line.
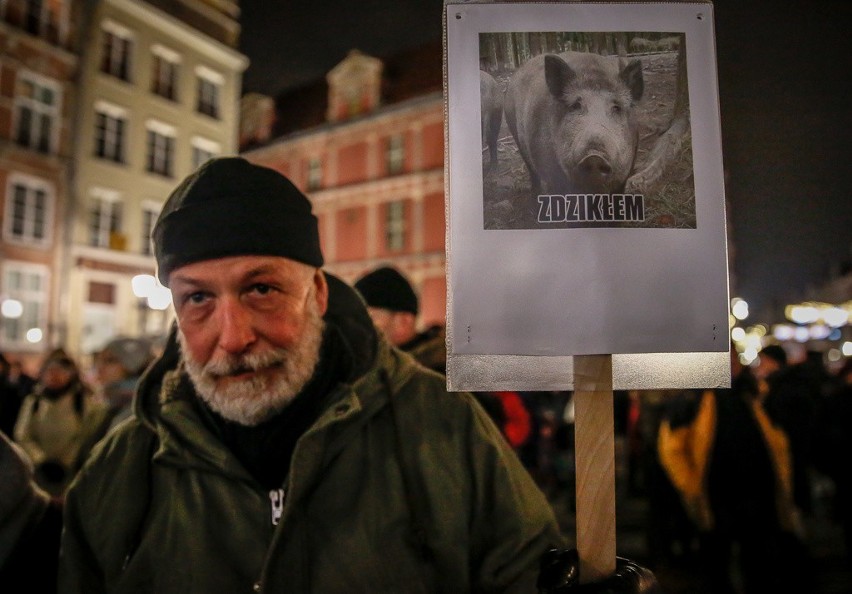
left=573, top=354, right=616, bottom=583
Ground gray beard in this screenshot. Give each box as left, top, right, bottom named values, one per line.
left=179, top=300, right=325, bottom=426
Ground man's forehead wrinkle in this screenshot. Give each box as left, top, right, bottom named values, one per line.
left=171, top=257, right=311, bottom=286
left=169, top=273, right=205, bottom=290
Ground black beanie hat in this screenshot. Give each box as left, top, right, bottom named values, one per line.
left=153, top=157, right=323, bottom=286
left=760, top=344, right=787, bottom=367
left=354, top=266, right=418, bottom=314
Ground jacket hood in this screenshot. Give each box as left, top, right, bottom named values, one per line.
left=134, top=271, right=379, bottom=431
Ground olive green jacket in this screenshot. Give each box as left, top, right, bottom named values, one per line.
left=59, top=277, right=562, bottom=593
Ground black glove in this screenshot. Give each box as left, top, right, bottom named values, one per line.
left=537, top=548, right=662, bottom=593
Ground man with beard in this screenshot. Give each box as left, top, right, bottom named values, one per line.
left=57, top=158, right=655, bottom=594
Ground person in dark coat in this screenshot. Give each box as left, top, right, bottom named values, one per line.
left=353, top=266, right=447, bottom=372
left=0, top=431, right=63, bottom=593
left=0, top=353, right=25, bottom=438
left=811, top=357, right=852, bottom=560
left=58, top=158, right=657, bottom=593
left=658, top=348, right=808, bottom=594
left=353, top=266, right=531, bottom=450
left=757, top=344, right=818, bottom=514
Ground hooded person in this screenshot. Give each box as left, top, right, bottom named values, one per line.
left=93, top=337, right=154, bottom=430
left=13, top=349, right=103, bottom=496
left=58, top=157, right=656, bottom=594
left=73, top=337, right=156, bottom=472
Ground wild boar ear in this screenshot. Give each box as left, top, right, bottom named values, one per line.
left=620, top=59, right=644, bottom=102
left=544, top=55, right=576, bottom=99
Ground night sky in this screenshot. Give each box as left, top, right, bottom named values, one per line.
left=238, top=0, right=852, bottom=323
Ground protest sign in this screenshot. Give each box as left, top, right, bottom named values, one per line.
left=445, top=1, right=728, bottom=581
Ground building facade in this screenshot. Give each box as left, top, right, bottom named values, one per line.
left=242, top=50, right=447, bottom=327
left=63, top=0, right=246, bottom=356
left=0, top=0, right=78, bottom=367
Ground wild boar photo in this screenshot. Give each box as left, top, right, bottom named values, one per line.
left=480, top=31, right=696, bottom=230
left=504, top=52, right=643, bottom=196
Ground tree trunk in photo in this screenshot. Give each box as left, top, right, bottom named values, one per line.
left=615, top=32, right=629, bottom=57
left=625, top=36, right=691, bottom=196
left=590, top=32, right=607, bottom=55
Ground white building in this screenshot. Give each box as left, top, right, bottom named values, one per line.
left=63, top=0, right=246, bottom=355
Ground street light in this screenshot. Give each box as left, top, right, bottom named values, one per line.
left=1, top=298, right=23, bottom=319
left=131, top=274, right=172, bottom=310
left=26, top=328, right=43, bottom=343
left=131, top=274, right=157, bottom=298
left=130, top=275, right=172, bottom=336
left=731, top=297, right=749, bottom=321
left=823, top=306, right=849, bottom=328
left=147, top=285, right=172, bottom=310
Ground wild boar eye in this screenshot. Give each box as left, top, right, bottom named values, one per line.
left=568, top=98, right=582, bottom=112
left=611, top=103, right=623, bottom=115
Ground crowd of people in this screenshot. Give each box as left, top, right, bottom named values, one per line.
left=0, top=157, right=849, bottom=593
left=634, top=346, right=852, bottom=592
left=1, top=339, right=156, bottom=497
left=0, top=337, right=155, bottom=590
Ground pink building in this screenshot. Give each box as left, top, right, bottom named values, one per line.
left=241, top=44, right=447, bottom=327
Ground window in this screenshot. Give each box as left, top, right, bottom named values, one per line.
left=88, top=188, right=122, bottom=248
left=14, top=71, right=60, bottom=154
left=82, top=299, right=116, bottom=354
left=151, top=44, right=179, bottom=100
left=387, top=134, right=405, bottom=175
left=140, top=201, right=160, bottom=256
left=87, top=281, right=115, bottom=304
left=145, top=120, right=175, bottom=177
left=195, top=66, right=222, bottom=119
left=385, top=200, right=406, bottom=252
left=100, top=20, right=133, bottom=82
left=307, top=158, right=322, bottom=191
left=191, top=136, right=220, bottom=170
left=3, top=174, right=54, bottom=247
left=24, top=0, right=42, bottom=35
left=94, top=101, right=127, bottom=163
left=1, top=262, right=49, bottom=350
left=15, top=0, right=65, bottom=42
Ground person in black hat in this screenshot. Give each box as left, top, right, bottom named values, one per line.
left=354, top=266, right=446, bottom=372
left=59, top=157, right=656, bottom=594
left=353, top=266, right=536, bottom=455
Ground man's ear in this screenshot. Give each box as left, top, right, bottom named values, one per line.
left=313, top=270, right=329, bottom=315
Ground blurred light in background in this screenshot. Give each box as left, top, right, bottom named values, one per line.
left=132, top=274, right=172, bottom=311
left=1, top=298, right=23, bottom=319
left=731, top=297, right=749, bottom=321
left=733, top=296, right=851, bottom=366
left=26, top=328, right=43, bottom=343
